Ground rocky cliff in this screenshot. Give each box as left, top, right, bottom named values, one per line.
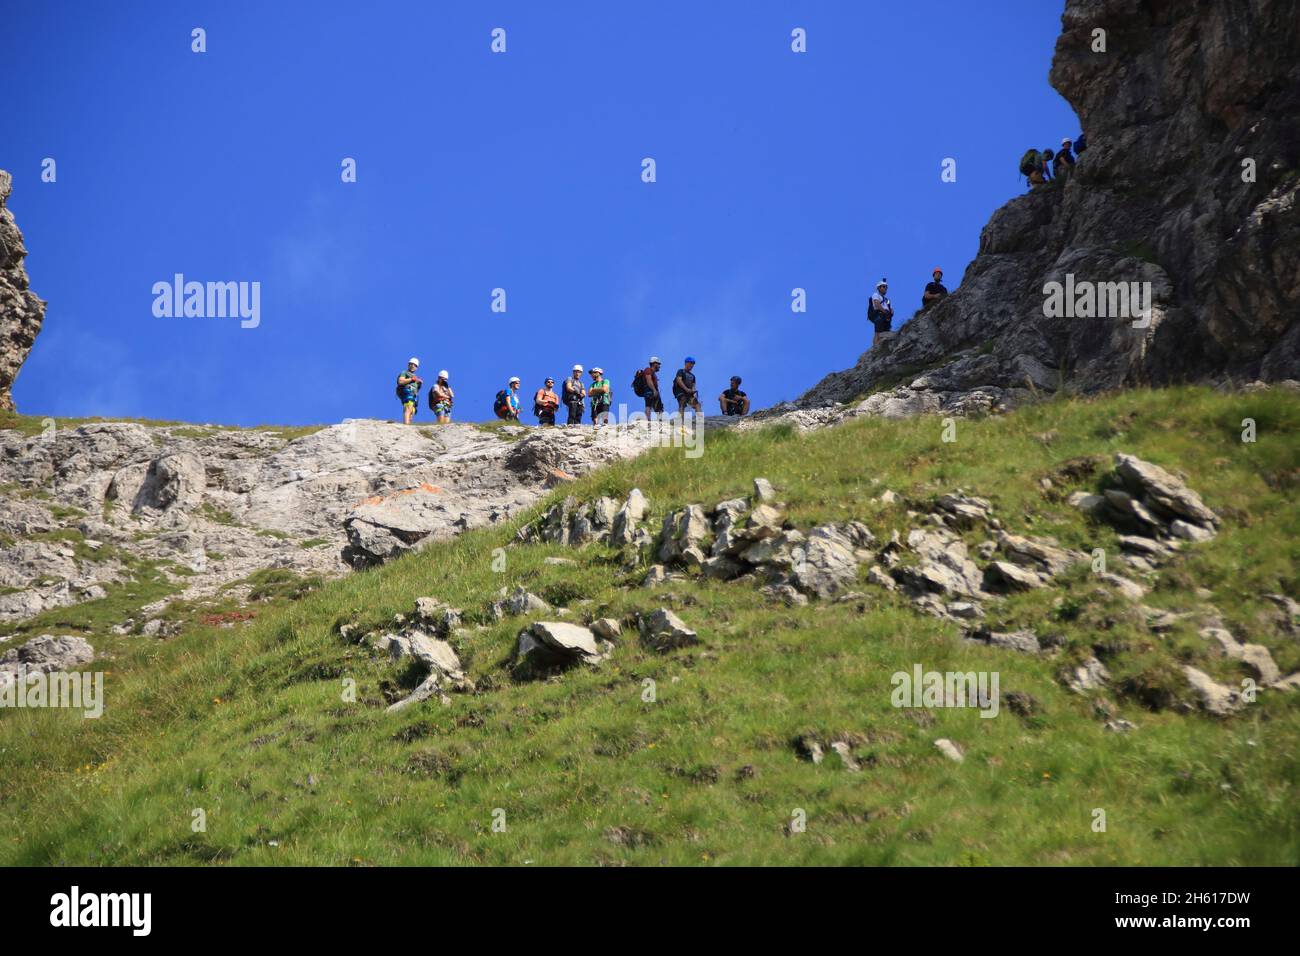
left=801, top=0, right=1300, bottom=415
left=0, top=418, right=681, bottom=634
left=0, top=171, right=47, bottom=412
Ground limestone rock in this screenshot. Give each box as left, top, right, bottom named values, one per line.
left=638, top=608, right=699, bottom=652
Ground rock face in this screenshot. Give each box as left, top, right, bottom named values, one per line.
left=799, top=1, right=1300, bottom=414
left=0, top=417, right=674, bottom=633
left=0, top=171, right=46, bottom=412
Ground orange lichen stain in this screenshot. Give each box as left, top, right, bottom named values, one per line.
left=356, top=482, right=445, bottom=507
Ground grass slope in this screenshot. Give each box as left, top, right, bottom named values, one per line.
left=1, top=387, right=1297, bottom=865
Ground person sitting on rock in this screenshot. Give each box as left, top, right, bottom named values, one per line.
left=868, top=279, right=893, bottom=344
left=719, top=376, right=750, bottom=416
left=588, top=367, right=612, bottom=426
left=562, top=364, right=587, bottom=425
left=396, top=357, right=423, bottom=425
left=534, top=377, right=560, bottom=426
left=429, top=369, right=454, bottom=424
left=922, top=268, right=948, bottom=308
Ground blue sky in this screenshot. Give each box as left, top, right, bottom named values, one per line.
left=4, top=0, right=1078, bottom=425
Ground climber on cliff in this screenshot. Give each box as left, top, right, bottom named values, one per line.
left=562, top=364, right=587, bottom=425
left=429, top=369, right=454, bottom=424
left=1041, top=148, right=1056, bottom=182
left=719, top=376, right=750, bottom=416
left=396, top=357, right=423, bottom=425
left=1019, top=148, right=1046, bottom=188
left=494, top=377, right=522, bottom=421
left=589, top=367, right=612, bottom=426
left=868, top=279, right=893, bottom=344
left=1054, top=138, right=1076, bottom=180
left=922, top=268, right=948, bottom=308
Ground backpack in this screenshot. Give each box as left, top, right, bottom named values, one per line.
left=1073, top=132, right=1087, bottom=154
left=493, top=389, right=512, bottom=418
left=1018, top=149, right=1042, bottom=177
left=631, top=369, right=650, bottom=397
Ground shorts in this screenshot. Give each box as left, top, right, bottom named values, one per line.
left=433, top=402, right=452, bottom=417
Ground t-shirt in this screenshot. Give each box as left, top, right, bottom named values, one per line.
left=641, top=367, right=660, bottom=394
left=924, top=280, right=948, bottom=304
left=721, top=388, right=747, bottom=415
left=590, top=377, right=611, bottom=406
left=673, top=368, right=696, bottom=398
left=398, top=370, right=420, bottom=398
left=562, top=378, right=585, bottom=402
left=432, top=382, right=453, bottom=406
left=870, top=292, right=892, bottom=314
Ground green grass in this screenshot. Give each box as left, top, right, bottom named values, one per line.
left=1, top=386, right=1297, bottom=866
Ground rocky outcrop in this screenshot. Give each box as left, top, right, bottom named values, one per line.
left=799, top=0, right=1300, bottom=413
left=0, top=417, right=679, bottom=633
left=0, top=171, right=46, bottom=412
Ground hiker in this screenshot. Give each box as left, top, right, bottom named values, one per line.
left=1054, top=138, right=1076, bottom=180
left=533, top=377, right=560, bottom=426
left=633, top=356, right=664, bottom=418
left=588, top=366, right=612, bottom=426
left=562, top=364, right=587, bottom=425
left=672, top=356, right=702, bottom=421
left=1019, top=148, right=1046, bottom=188
left=1041, top=148, right=1055, bottom=182
left=868, top=279, right=894, bottom=343
left=493, top=376, right=522, bottom=420
left=396, top=357, right=423, bottom=425
left=428, top=369, right=454, bottom=424
left=922, top=268, right=948, bottom=308
left=719, top=376, right=750, bottom=416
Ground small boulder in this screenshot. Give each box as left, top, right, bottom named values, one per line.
left=638, top=608, right=699, bottom=652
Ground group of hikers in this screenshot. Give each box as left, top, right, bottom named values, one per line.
left=396, top=132, right=1093, bottom=416
left=1019, top=131, right=1088, bottom=188
left=395, top=356, right=751, bottom=426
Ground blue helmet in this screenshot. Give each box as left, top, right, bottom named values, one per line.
left=685, top=355, right=696, bottom=363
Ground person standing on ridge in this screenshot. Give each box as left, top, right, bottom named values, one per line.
left=634, top=356, right=664, bottom=418
left=429, top=369, right=454, bottom=424
left=672, top=356, right=701, bottom=422
left=868, top=279, right=894, bottom=344
left=494, top=376, right=522, bottom=420
left=397, top=357, right=423, bottom=425
left=588, top=367, right=612, bottom=426
left=562, top=364, right=587, bottom=425
left=719, top=375, right=749, bottom=416
left=922, top=268, right=948, bottom=308
left=533, top=377, right=560, bottom=426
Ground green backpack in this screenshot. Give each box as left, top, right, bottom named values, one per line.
left=1018, top=149, right=1043, bottom=177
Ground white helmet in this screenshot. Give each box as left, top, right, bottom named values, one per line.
left=573, top=364, right=584, bottom=373
left=509, top=376, right=520, bottom=385
left=590, top=366, right=603, bottom=375
left=408, top=357, right=420, bottom=366
left=649, top=355, right=661, bottom=365
left=438, top=369, right=449, bottom=380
